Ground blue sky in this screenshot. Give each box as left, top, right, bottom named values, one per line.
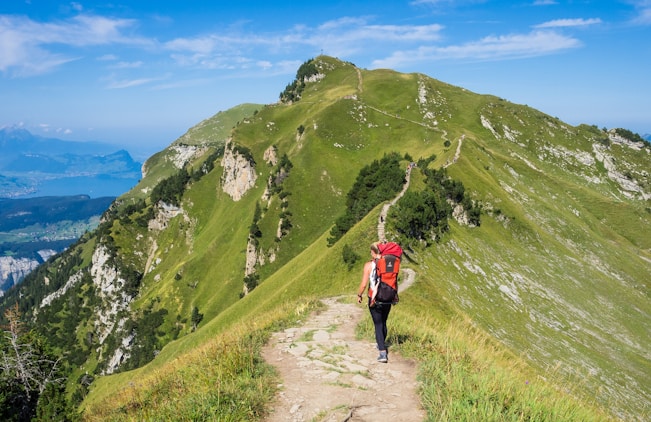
left=1, top=1, right=650, bottom=158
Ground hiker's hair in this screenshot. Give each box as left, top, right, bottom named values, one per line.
left=370, top=242, right=381, bottom=254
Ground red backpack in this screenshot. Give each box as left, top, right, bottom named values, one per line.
left=372, top=242, right=402, bottom=305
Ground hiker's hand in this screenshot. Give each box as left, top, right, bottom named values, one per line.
left=357, top=294, right=362, bottom=304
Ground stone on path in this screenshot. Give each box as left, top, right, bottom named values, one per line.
left=262, top=297, right=425, bottom=422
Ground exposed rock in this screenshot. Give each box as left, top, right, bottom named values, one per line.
left=245, top=238, right=257, bottom=277
left=168, top=144, right=209, bottom=169
left=263, top=145, right=278, bottom=166
left=452, top=203, right=470, bottom=226
left=593, top=143, right=649, bottom=199
left=148, top=202, right=185, bottom=231
left=608, top=131, right=647, bottom=150
left=276, top=218, right=284, bottom=239
left=221, top=141, right=257, bottom=201
left=304, top=73, right=325, bottom=83
left=89, top=245, right=135, bottom=374
left=0, top=256, right=41, bottom=293
left=481, top=115, right=500, bottom=139
left=40, top=271, right=83, bottom=308
left=0, top=249, right=57, bottom=293
left=105, top=323, right=133, bottom=373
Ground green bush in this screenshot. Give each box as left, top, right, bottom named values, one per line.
left=342, top=244, right=361, bottom=270
left=328, top=152, right=404, bottom=245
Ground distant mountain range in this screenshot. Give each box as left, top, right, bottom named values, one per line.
left=0, top=126, right=142, bottom=198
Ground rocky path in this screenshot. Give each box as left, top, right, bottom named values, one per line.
left=378, top=164, right=413, bottom=242
left=262, top=163, right=423, bottom=421
left=262, top=271, right=422, bottom=422
left=443, top=134, right=464, bottom=168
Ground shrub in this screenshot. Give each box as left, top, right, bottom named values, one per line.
left=342, top=244, right=361, bottom=271
left=328, top=152, right=404, bottom=245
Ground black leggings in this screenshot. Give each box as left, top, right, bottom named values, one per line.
left=369, top=302, right=392, bottom=351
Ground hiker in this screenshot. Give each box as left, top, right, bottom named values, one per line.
left=356, top=242, right=391, bottom=363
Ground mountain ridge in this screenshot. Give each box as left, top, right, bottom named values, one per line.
left=1, top=56, right=648, bottom=420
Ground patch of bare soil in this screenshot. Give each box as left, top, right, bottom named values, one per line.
left=262, top=271, right=423, bottom=421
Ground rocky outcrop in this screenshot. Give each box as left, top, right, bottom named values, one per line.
left=241, top=145, right=285, bottom=295
left=89, top=245, right=136, bottom=374
left=31, top=244, right=135, bottom=374
left=0, top=257, right=41, bottom=293
left=169, top=144, right=209, bottom=169
left=608, top=131, right=647, bottom=151
left=245, top=238, right=257, bottom=277
left=40, top=271, right=83, bottom=308
left=480, top=113, right=650, bottom=200
left=221, top=141, right=257, bottom=201
left=593, top=143, right=650, bottom=200
left=263, top=145, right=278, bottom=166
left=0, top=249, right=57, bottom=294
left=148, top=202, right=185, bottom=231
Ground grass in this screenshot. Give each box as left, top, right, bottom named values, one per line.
left=82, top=299, right=320, bottom=421
left=82, top=209, right=614, bottom=421
left=390, top=316, right=611, bottom=421
left=42, top=56, right=648, bottom=421
left=83, top=326, right=274, bottom=421
left=353, top=288, right=613, bottom=421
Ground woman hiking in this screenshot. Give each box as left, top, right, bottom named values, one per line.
left=356, top=242, right=391, bottom=363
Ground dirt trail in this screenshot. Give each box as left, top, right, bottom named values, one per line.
left=262, top=163, right=423, bottom=421
left=443, top=134, right=464, bottom=169
left=378, top=164, right=413, bottom=242
left=262, top=272, right=423, bottom=422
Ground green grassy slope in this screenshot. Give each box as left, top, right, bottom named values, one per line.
left=9, top=56, right=648, bottom=420
left=122, top=103, right=263, bottom=201
left=88, top=56, right=648, bottom=419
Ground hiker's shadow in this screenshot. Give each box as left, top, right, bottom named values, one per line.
left=402, top=248, right=418, bottom=265
left=387, top=333, right=411, bottom=348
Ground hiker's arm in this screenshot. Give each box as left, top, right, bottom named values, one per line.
left=357, top=261, right=371, bottom=303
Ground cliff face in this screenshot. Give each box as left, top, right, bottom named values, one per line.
left=0, top=250, right=57, bottom=294
left=0, top=256, right=41, bottom=293
left=221, top=141, right=257, bottom=201
left=88, top=245, right=135, bottom=374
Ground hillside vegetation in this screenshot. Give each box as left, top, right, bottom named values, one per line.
left=1, top=56, right=649, bottom=421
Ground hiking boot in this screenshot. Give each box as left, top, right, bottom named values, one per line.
left=377, top=351, right=388, bottom=363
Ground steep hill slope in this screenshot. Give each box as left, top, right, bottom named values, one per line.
left=1, top=56, right=649, bottom=420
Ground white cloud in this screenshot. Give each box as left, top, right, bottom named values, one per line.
left=105, top=76, right=161, bottom=89
left=372, top=30, right=581, bottom=68
left=97, top=54, right=118, bottom=61
left=631, top=1, right=651, bottom=25
left=165, top=36, right=222, bottom=54
left=317, top=16, right=369, bottom=31
left=151, top=78, right=212, bottom=90
left=164, top=18, right=444, bottom=71
left=0, top=14, right=151, bottom=76
left=112, top=61, right=144, bottom=69
left=534, top=18, right=602, bottom=28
